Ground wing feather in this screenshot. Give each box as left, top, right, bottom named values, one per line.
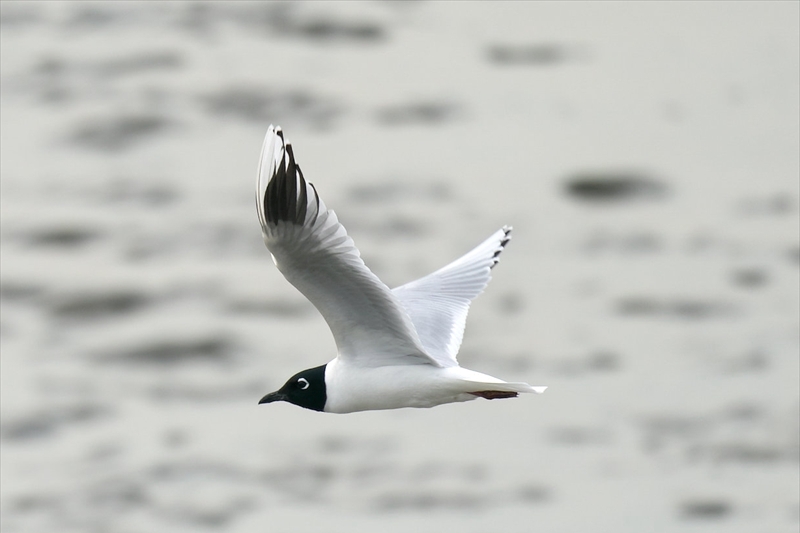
left=257, top=126, right=437, bottom=367
left=392, top=227, right=512, bottom=366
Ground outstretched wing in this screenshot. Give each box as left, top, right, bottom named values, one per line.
left=392, top=227, right=512, bottom=367
left=257, top=126, right=437, bottom=367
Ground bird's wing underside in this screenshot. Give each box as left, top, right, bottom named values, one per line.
left=392, top=227, right=512, bottom=367
left=257, top=126, right=438, bottom=367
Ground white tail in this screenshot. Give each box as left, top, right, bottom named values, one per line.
left=464, top=380, right=547, bottom=395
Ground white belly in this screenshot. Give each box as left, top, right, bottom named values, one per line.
left=323, top=358, right=505, bottom=413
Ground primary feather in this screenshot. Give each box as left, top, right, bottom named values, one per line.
left=256, top=126, right=435, bottom=367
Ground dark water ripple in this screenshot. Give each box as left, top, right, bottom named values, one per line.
left=202, top=86, right=343, bottom=130
left=24, top=226, right=101, bottom=249
left=347, top=181, right=453, bottom=204
left=2, top=403, right=108, bottom=442
left=375, top=101, right=462, bottom=126
left=48, top=290, right=150, bottom=321
left=70, top=114, right=172, bottom=151
left=679, top=499, right=732, bottom=520
left=95, top=336, right=234, bottom=366
left=565, top=172, right=668, bottom=204
left=616, top=296, right=736, bottom=320
left=640, top=405, right=799, bottom=465
left=486, top=43, right=578, bottom=67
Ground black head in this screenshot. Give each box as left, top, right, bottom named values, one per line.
left=258, top=364, right=327, bottom=412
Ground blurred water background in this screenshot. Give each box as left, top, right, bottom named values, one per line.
left=1, top=2, right=798, bottom=532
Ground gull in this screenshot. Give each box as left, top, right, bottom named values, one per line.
left=256, top=126, right=546, bottom=413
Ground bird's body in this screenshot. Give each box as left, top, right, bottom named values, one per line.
left=256, top=125, right=546, bottom=413
left=324, top=358, right=536, bottom=413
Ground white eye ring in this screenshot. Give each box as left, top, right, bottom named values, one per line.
left=297, top=378, right=309, bottom=390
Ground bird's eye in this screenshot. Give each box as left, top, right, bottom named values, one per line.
left=297, top=378, right=309, bottom=390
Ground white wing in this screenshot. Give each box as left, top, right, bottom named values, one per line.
left=257, top=126, right=437, bottom=367
left=392, top=227, right=512, bottom=367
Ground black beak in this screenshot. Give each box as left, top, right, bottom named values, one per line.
left=258, top=391, right=286, bottom=405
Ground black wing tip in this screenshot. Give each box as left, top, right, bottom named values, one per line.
left=263, top=128, right=308, bottom=226
left=491, top=226, right=513, bottom=269
left=500, top=225, right=512, bottom=246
